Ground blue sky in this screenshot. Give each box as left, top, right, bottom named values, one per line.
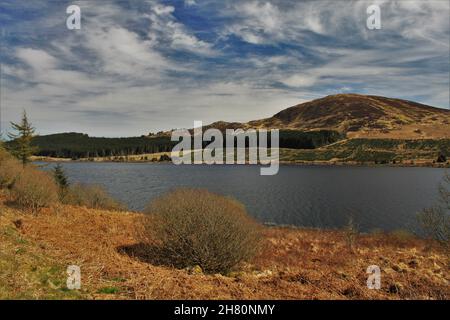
left=1, top=0, right=449, bottom=137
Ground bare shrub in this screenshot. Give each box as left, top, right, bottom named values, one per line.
left=11, top=167, right=59, bottom=212
left=62, top=183, right=124, bottom=211
left=142, top=188, right=262, bottom=274
left=417, top=208, right=450, bottom=251
left=417, top=172, right=450, bottom=251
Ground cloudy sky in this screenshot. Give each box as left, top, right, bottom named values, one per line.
left=0, top=0, right=449, bottom=137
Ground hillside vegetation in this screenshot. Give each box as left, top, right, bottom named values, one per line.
left=281, top=139, right=450, bottom=165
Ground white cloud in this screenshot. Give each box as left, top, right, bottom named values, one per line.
left=153, top=4, right=175, bottom=16
left=184, top=0, right=197, bottom=7
left=84, top=26, right=171, bottom=77
left=282, top=74, right=318, bottom=88
left=16, top=48, right=58, bottom=71
left=223, top=0, right=449, bottom=53
left=147, top=4, right=216, bottom=55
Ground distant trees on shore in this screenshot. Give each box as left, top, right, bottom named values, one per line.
left=10, top=129, right=344, bottom=159
left=27, top=133, right=176, bottom=159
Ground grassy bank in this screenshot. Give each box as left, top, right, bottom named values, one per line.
left=0, top=196, right=448, bottom=299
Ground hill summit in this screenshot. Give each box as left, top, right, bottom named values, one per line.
left=208, top=94, right=450, bottom=139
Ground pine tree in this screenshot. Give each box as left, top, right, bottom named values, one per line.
left=8, top=111, right=38, bottom=166
left=53, top=163, right=69, bottom=191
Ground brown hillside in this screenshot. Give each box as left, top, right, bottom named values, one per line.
left=192, top=94, right=449, bottom=139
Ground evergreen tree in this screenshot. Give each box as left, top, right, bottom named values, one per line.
left=53, top=163, right=69, bottom=192
left=7, top=111, right=38, bottom=166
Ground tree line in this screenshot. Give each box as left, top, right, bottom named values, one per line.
left=26, top=130, right=344, bottom=159
left=4, top=112, right=345, bottom=160
left=27, top=133, right=176, bottom=159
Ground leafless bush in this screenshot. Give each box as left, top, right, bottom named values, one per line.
left=11, top=167, right=59, bottom=212
left=142, top=188, right=262, bottom=274
left=62, top=183, right=124, bottom=211
left=417, top=172, right=450, bottom=251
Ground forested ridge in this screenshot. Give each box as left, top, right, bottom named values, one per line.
left=10, top=130, right=345, bottom=159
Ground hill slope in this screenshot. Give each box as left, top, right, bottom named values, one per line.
left=210, top=94, right=450, bottom=139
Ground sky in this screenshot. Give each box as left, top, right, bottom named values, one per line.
left=0, top=0, right=449, bottom=137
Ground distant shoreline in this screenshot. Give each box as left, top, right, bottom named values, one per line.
left=32, top=156, right=449, bottom=168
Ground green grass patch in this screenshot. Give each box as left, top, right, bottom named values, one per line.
left=97, top=286, right=120, bottom=294
left=0, top=224, right=84, bottom=299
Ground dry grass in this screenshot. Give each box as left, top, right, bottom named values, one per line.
left=0, top=194, right=448, bottom=300
left=0, top=158, right=21, bottom=190
left=62, top=183, right=124, bottom=211
left=1, top=148, right=59, bottom=212
left=0, top=149, right=22, bottom=189
left=0, top=196, right=82, bottom=299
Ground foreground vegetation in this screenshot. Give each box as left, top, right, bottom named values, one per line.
left=1, top=145, right=122, bottom=213
left=0, top=199, right=448, bottom=299
left=142, top=189, right=261, bottom=274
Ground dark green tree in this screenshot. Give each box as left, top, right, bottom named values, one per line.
left=7, top=111, right=38, bottom=166
left=53, top=163, right=69, bottom=193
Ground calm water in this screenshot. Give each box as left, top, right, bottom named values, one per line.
left=38, top=162, right=447, bottom=232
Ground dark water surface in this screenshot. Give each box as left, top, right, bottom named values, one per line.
left=38, top=162, right=447, bottom=232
